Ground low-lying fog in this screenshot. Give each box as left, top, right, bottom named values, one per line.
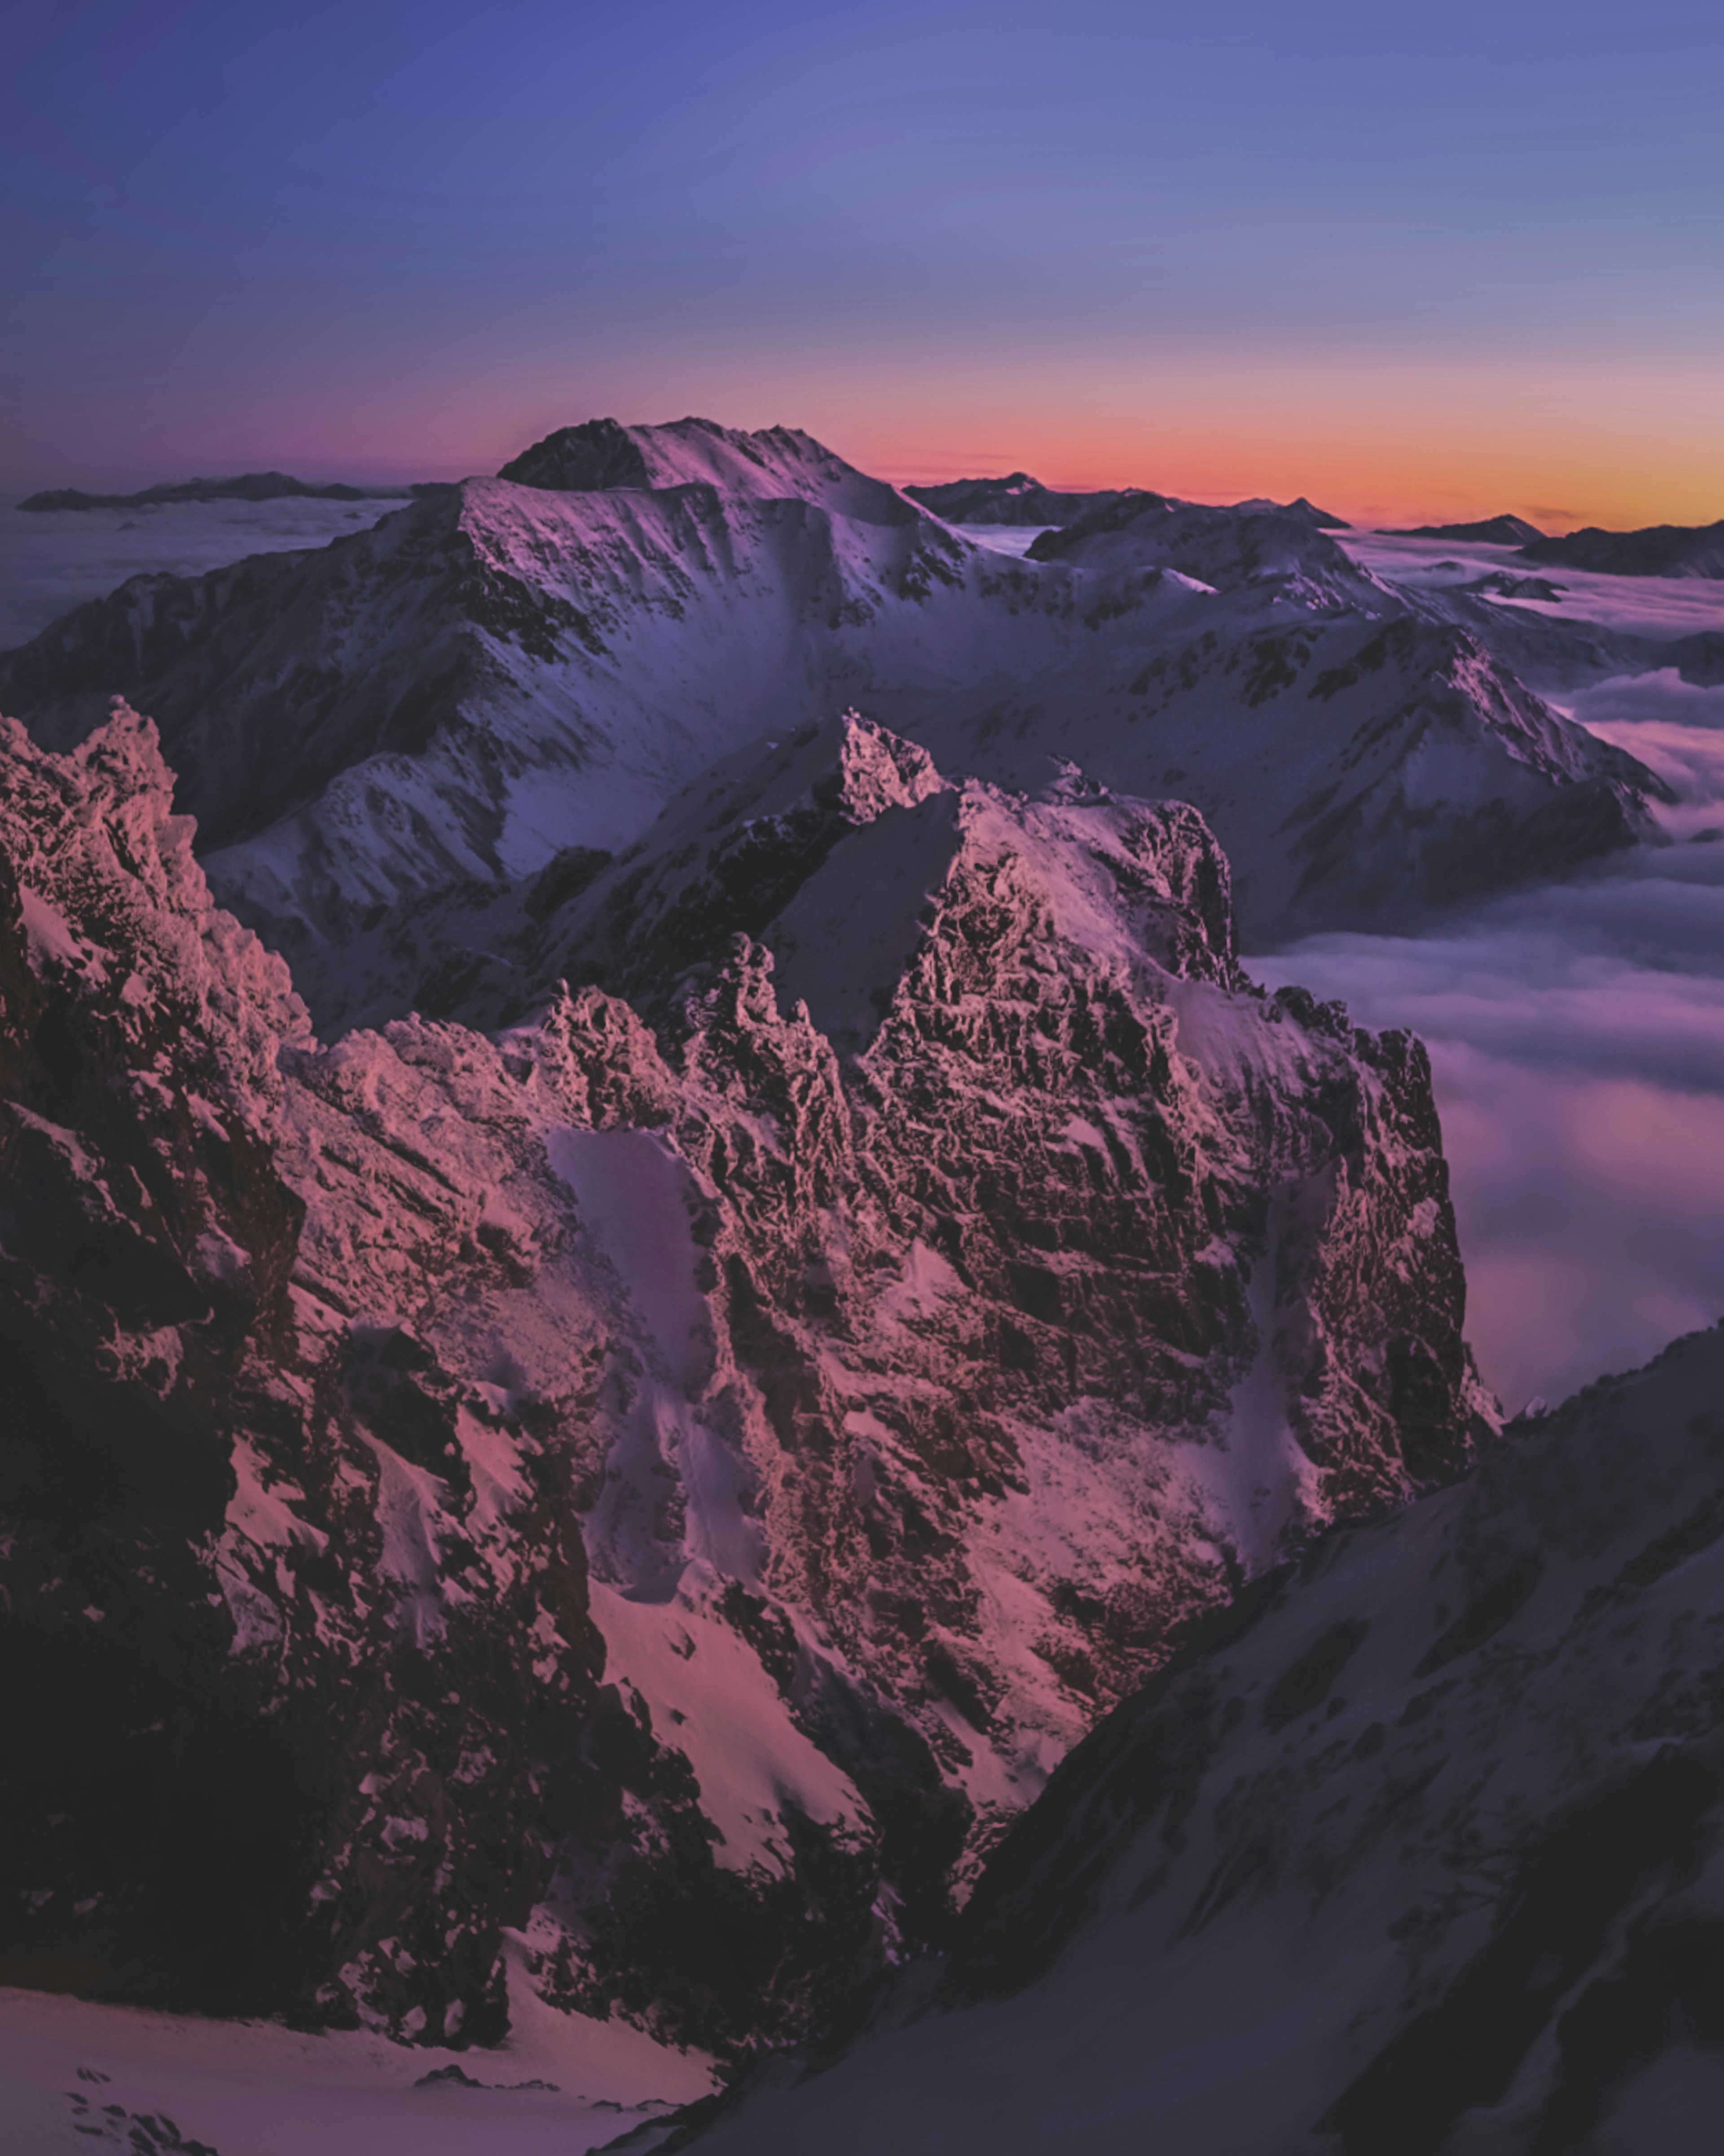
left=0, top=494, right=407, bottom=650
left=1252, top=535, right=1724, bottom=1413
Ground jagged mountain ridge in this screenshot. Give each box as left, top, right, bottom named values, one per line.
left=654, top=1318, right=1724, bottom=2156
left=0, top=706, right=1492, bottom=2061
left=0, top=418, right=1658, bottom=1030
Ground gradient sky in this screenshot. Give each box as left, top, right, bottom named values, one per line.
left=3, top=0, right=1720, bottom=525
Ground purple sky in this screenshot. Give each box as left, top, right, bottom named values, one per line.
left=4, top=0, right=1721, bottom=523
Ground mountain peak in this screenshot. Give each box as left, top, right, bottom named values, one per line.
left=1383, top=514, right=1546, bottom=545
left=497, top=414, right=918, bottom=527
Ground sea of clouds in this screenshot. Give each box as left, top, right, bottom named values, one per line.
left=1256, top=635, right=1724, bottom=1411
left=0, top=495, right=405, bottom=652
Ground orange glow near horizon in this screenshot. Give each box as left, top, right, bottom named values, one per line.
left=16, top=336, right=1717, bottom=538
left=803, top=353, right=1724, bottom=533
left=452, top=342, right=1724, bottom=536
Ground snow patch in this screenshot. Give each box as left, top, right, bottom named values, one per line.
left=589, top=1578, right=868, bottom=1877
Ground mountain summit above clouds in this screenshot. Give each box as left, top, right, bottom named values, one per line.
left=1384, top=513, right=1546, bottom=545
left=1520, top=516, right=1724, bottom=580
left=901, top=472, right=1145, bottom=527
left=0, top=416, right=1660, bottom=1032
left=497, top=414, right=919, bottom=527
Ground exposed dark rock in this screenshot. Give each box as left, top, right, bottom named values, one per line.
left=657, top=1322, right=1724, bottom=2155
left=1522, top=518, right=1724, bottom=580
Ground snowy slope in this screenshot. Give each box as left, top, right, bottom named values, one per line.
left=663, top=1317, right=1724, bottom=2156
left=0, top=707, right=1491, bottom=2062
left=0, top=420, right=1658, bottom=1028
left=901, top=473, right=1143, bottom=527
left=0, top=1965, right=712, bottom=2156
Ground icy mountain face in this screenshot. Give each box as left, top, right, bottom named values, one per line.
left=674, top=1318, right=1724, bottom=2156
left=0, top=709, right=1491, bottom=2059
left=0, top=418, right=1658, bottom=1030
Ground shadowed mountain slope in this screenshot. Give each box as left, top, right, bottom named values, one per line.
left=1383, top=515, right=1545, bottom=545
left=646, top=1318, right=1724, bottom=2156
left=1521, top=518, right=1724, bottom=580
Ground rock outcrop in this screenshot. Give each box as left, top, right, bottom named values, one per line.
left=0, top=706, right=1493, bottom=2060
left=666, top=1317, right=1724, bottom=2156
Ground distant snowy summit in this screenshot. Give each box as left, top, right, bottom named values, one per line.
left=17, top=469, right=420, bottom=512
left=1379, top=510, right=1724, bottom=579
left=903, top=472, right=1346, bottom=531
left=1225, top=493, right=1347, bottom=528
left=1383, top=513, right=1546, bottom=545
left=902, top=472, right=1142, bottom=527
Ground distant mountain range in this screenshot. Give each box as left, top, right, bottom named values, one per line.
left=1377, top=511, right=1724, bottom=581
left=1384, top=514, right=1547, bottom=544
left=902, top=473, right=1141, bottom=526
left=1522, top=517, right=1724, bottom=580
left=0, top=417, right=1658, bottom=1031
left=903, top=472, right=1347, bottom=531
left=17, top=470, right=421, bottom=511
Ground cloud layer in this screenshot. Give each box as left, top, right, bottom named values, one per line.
left=0, top=498, right=403, bottom=653
left=1255, top=804, right=1724, bottom=1409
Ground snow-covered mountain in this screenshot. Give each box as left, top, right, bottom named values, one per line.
left=900, top=473, right=1143, bottom=527
left=0, top=705, right=1493, bottom=2061
left=651, top=1315, right=1724, bottom=2156
left=0, top=419, right=1658, bottom=1031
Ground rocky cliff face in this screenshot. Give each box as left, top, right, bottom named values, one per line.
left=0, top=707, right=1493, bottom=2061
left=673, top=1316, right=1724, bottom=2156
left=0, top=420, right=1659, bottom=1030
